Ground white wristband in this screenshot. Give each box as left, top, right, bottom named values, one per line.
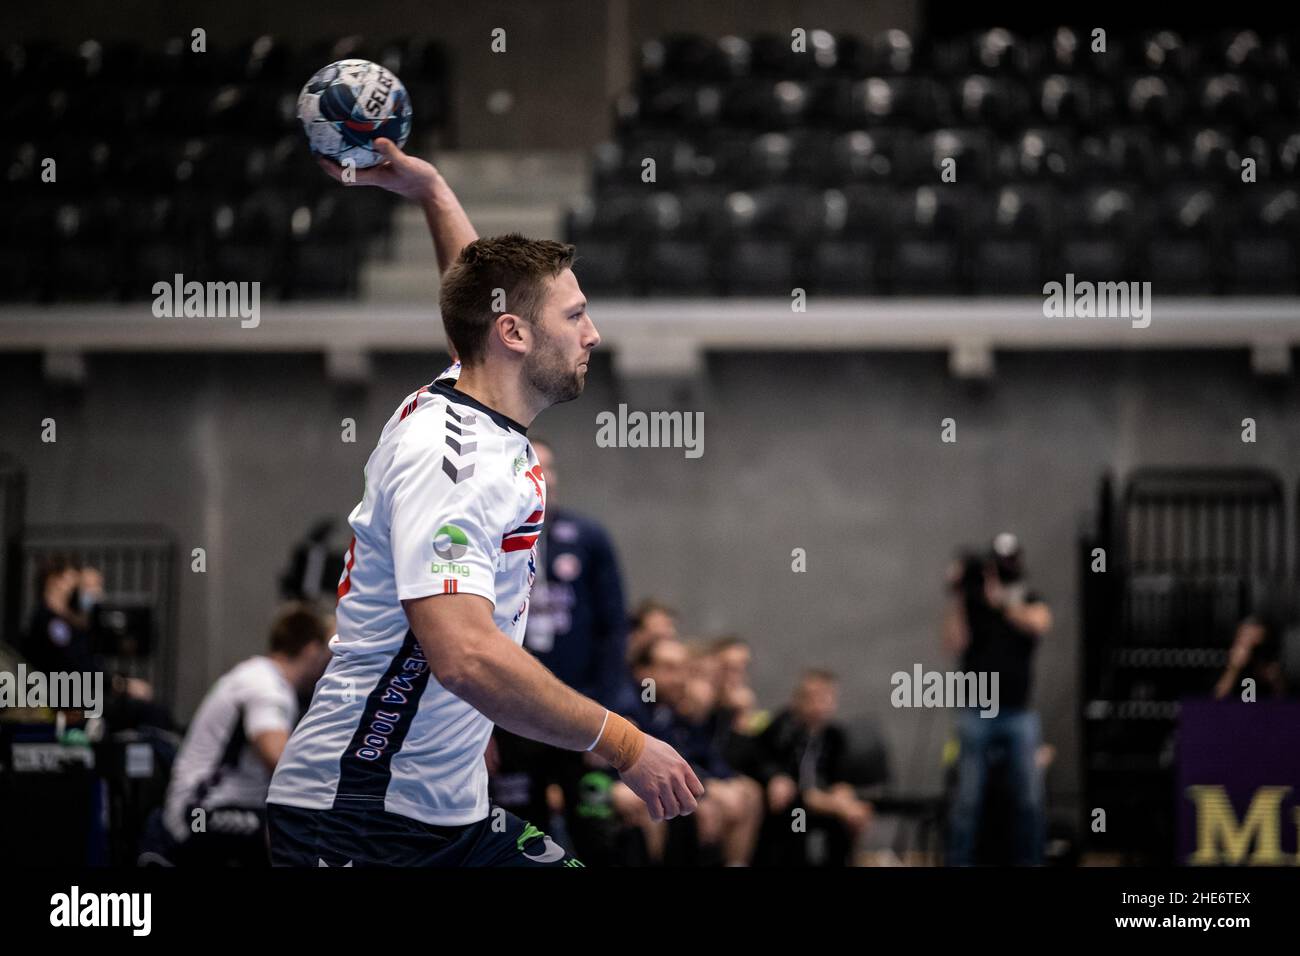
left=584, top=709, right=610, bottom=752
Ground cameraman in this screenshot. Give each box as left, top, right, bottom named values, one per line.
left=942, top=533, right=1052, bottom=866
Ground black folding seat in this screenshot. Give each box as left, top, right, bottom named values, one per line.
left=205, top=193, right=289, bottom=293
left=1276, top=129, right=1300, bottom=179
left=1036, top=74, right=1113, bottom=129
left=804, top=187, right=882, bottom=294
left=787, top=128, right=838, bottom=185
left=910, top=128, right=994, bottom=185
left=717, top=185, right=812, bottom=294
left=188, top=137, right=260, bottom=195
left=747, top=32, right=821, bottom=78
left=1177, top=127, right=1271, bottom=183
left=826, top=128, right=906, bottom=186
left=640, top=188, right=723, bottom=295
left=1077, top=127, right=1159, bottom=183
left=301, top=193, right=361, bottom=241
left=1031, top=26, right=1127, bottom=77
left=1202, top=29, right=1272, bottom=75
left=870, top=29, right=918, bottom=75
left=640, top=34, right=732, bottom=84
left=0, top=197, right=53, bottom=299
left=734, top=131, right=797, bottom=186
left=1146, top=185, right=1224, bottom=293
left=997, top=128, right=1076, bottom=184
left=1197, top=74, right=1272, bottom=129
left=235, top=35, right=292, bottom=82
left=48, top=201, right=121, bottom=300
left=286, top=199, right=360, bottom=299
left=952, top=74, right=1031, bottom=132
left=1121, top=74, right=1188, bottom=131
left=1059, top=186, right=1145, bottom=282
left=55, top=139, right=115, bottom=195
left=593, top=136, right=685, bottom=189
left=721, top=79, right=812, bottom=130
left=967, top=28, right=1034, bottom=74
left=263, top=133, right=309, bottom=187
left=632, top=81, right=724, bottom=129
left=1133, top=30, right=1199, bottom=77
left=156, top=34, right=221, bottom=85
left=887, top=185, right=973, bottom=293
left=971, top=184, right=1055, bottom=294
left=564, top=192, right=643, bottom=294
left=1223, top=186, right=1300, bottom=294
left=832, top=76, right=946, bottom=129
left=832, top=34, right=873, bottom=78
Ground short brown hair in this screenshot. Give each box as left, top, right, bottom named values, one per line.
left=710, top=634, right=749, bottom=654
left=629, top=598, right=677, bottom=631
left=268, top=603, right=330, bottom=657
left=800, top=669, right=838, bottom=687
left=439, top=233, right=576, bottom=366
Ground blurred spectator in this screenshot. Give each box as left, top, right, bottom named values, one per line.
left=488, top=439, right=633, bottom=860
left=711, top=635, right=768, bottom=734
left=23, top=555, right=101, bottom=675
left=151, top=603, right=331, bottom=866
left=522, top=439, right=630, bottom=710
left=22, top=555, right=159, bottom=717
left=622, top=636, right=763, bottom=865
left=752, top=670, right=872, bottom=866
left=626, top=599, right=680, bottom=662
left=485, top=728, right=563, bottom=840
left=1214, top=615, right=1288, bottom=700
left=942, top=533, right=1051, bottom=867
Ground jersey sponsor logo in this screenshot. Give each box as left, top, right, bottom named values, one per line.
left=433, top=524, right=468, bottom=560
left=431, top=524, right=473, bottom=576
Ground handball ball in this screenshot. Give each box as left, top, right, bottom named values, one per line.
left=296, top=59, right=412, bottom=168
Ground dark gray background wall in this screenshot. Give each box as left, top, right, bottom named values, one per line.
left=4, top=347, right=1298, bottom=813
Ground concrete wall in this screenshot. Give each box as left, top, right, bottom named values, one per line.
left=4, top=346, right=1298, bottom=817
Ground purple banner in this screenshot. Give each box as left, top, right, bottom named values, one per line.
left=1177, top=699, right=1300, bottom=865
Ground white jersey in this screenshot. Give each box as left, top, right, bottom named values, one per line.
left=164, top=656, right=297, bottom=841
left=268, top=366, right=545, bottom=826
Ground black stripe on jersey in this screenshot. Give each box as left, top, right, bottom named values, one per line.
left=190, top=704, right=247, bottom=809
left=334, top=630, right=434, bottom=802
left=431, top=381, right=528, bottom=436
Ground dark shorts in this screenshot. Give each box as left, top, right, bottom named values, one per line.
left=266, top=802, right=583, bottom=867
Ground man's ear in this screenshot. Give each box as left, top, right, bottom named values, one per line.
left=494, top=312, right=531, bottom=355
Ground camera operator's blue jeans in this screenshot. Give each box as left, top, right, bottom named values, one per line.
left=946, top=708, right=1045, bottom=866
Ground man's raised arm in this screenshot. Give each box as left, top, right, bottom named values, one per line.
left=315, top=137, right=477, bottom=277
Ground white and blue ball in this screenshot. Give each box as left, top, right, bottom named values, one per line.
left=296, top=59, right=412, bottom=168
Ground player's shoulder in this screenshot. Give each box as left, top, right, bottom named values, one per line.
left=228, top=655, right=289, bottom=697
